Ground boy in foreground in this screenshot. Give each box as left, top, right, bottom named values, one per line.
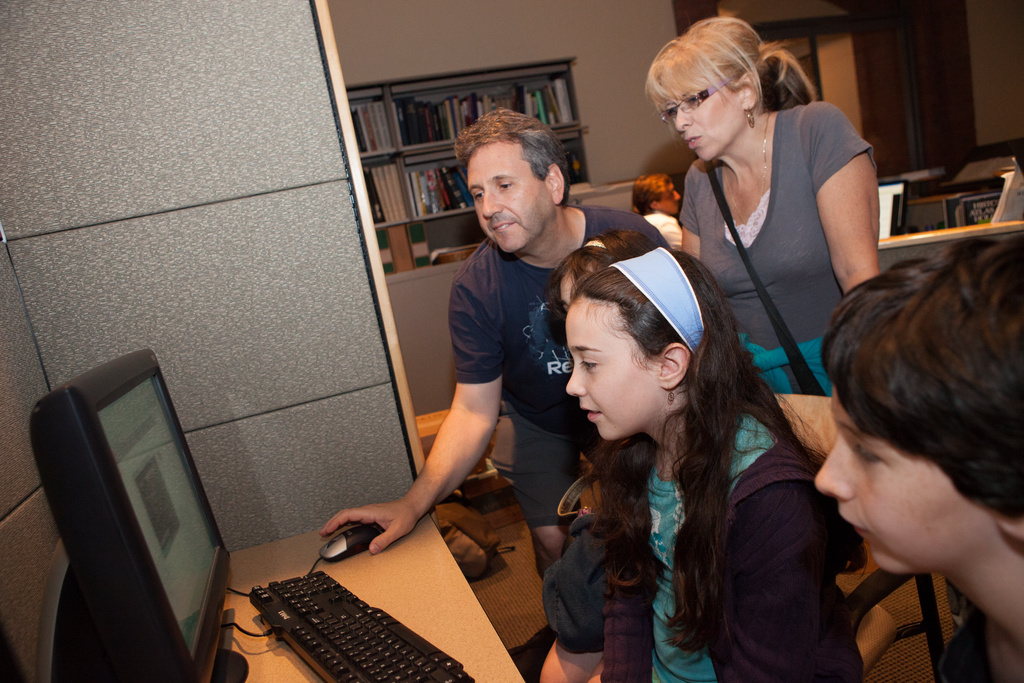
left=815, top=235, right=1024, bottom=682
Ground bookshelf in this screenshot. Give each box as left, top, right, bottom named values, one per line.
left=347, top=59, right=588, bottom=271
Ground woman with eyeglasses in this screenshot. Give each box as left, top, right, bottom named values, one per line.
left=647, top=17, right=879, bottom=397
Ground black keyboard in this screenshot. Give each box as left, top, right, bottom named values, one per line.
left=249, top=571, right=474, bottom=683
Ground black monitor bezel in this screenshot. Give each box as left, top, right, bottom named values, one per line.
left=31, top=349, right=230, bottom=683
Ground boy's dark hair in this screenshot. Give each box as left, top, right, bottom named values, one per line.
left=824, top=235, right=1024, bottom=517
left=453, top=108, right=571, bottom=205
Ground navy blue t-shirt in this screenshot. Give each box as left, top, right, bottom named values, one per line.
left=448, top=205, right=667, bottom=435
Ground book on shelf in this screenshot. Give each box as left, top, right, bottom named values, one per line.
left=439, top=167, right=467, bottom=210
left=368, top=166, right=391, bottom=221
left=959, top=190, right=1003, bottom=226
left=407, top=165, right=474, bottom=216
left=369, top=101, right=393, bottom=150
left=430, top=169, right=451, bottom=211
left=351, top=107, right=368, bottom=154
left=942, top=193, right=964, bottom=229
left=351, top=101, right=394, bottom=154
left=404, top=171, right=421, bottom=218
left=542, top=85, right=560, bottom=123
left=395, top=97, right=412, bottom=147
left=991, top=158, right=1024, bottom=224
left=452, top=166, right=474, bottom=208
left=389, top=78, right=575, bottom=147
left=383, top=164, right=409, bottom=222
left=396, top=97, right=419, bottom=146
left=367, top=164, right=409, bottom=224
left=552, top=78, right=572, bottom=122
left=363, top=168, right=386, bottom=223
left=532, top=90, right=547, bottom=124
left=424, top=169, right=442, bottom=214
left=409, top=171, right=428, bottom=217
left=363, top=106, right=379, bottom=150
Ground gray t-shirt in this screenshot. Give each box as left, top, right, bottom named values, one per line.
left=681, top=101, right=873, bottom=349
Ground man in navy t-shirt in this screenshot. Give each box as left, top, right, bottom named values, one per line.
left=322, top=109, right=665, bottom=572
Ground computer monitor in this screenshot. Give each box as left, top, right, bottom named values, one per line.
left=878, top=181, right=908, bottom=238
left=31, top=349, right=246, bottom=682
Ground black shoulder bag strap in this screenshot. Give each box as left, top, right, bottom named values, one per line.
left=707, top=166, right=826, bottom=396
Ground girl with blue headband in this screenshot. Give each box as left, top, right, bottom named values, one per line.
left=542, top=247, right=862, bottom=682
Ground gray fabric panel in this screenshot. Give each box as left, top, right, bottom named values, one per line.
left=0, top=1, right=346, bottom=238
left=0, top=251, right=47, bottom=519
left=9, top=182, right=388, bottom=432
left=0, top=491, right=60, bottom=681
left=187, top=384, right=413, bottom=552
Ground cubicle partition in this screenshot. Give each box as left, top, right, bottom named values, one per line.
left=0, top=1, right=420, bottom=678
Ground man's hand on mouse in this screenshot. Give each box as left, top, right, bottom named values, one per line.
left=320, top=499, right=420, bottom=554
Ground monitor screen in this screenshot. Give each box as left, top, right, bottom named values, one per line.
left=98, top=374, right=218, bottom=653
left=31, top=350, right=242, bottom=682
left=878, top=181, right=908, bottom=238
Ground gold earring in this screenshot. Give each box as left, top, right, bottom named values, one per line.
left=745, top=109, right=755, bottom=128
left=668, top=390, right=675, bottom=404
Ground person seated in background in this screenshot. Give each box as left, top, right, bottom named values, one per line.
left=631, top=174, right=684, bottom=249
left=815, top=235, right=1024, bottom=682
left=542, top=247, right=862, bottom=683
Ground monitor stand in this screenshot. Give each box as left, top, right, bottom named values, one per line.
left=37, top=543, right=247, bottom=683
left=212, top=649, right=248, bottom=683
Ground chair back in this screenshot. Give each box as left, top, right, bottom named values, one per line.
left=778, top=393, right=836, bottom=452
left=775, top=393, right=901, bottom=674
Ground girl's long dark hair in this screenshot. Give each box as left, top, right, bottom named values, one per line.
left=575, top=250, right=850, bottom=651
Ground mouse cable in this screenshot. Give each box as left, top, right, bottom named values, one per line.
left=307, top=557, right=323, bottom=576
left=221, top=621, right=272, bottom=638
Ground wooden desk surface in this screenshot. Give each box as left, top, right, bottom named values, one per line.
left=221, top=517, right=523, bottom=682
left=879, top=218, right=1024, bottom=249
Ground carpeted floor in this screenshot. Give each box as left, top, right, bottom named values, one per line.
left=467, top=520, right=547, bottom=651
left=470, top=518, right=955, bottom=683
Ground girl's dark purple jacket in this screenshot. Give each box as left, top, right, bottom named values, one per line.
left=602, top=440, right=863, bottom=682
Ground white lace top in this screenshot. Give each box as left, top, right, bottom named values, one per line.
left=725, top=189, right=771, bottom=248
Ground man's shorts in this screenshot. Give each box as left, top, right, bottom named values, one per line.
left=490, top=403, right=581, bottom=529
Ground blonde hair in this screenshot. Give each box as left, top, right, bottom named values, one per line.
left=646, top=16, right=816, bottom=114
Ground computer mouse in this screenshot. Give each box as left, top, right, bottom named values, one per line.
left=319, top=522, right=385, bottom=562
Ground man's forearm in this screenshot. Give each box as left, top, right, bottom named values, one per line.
left=402, top=406, right=498, bottom=516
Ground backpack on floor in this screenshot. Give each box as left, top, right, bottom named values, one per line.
left=435, top=497, right=501, bottom=578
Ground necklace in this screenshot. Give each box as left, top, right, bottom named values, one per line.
left=759, top=113, right=770, bottom=197
left=725, top=113, right=771, bottom=210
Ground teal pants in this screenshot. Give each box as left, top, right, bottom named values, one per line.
left=742, top=334, right=832, bottom=396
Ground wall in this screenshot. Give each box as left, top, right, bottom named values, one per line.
left=326, top=0, right=686, bottom=183
left=724, top=0, right=1024, bottom=154
left=326, top=0, right=1024, bottom=189
left=967, top=0, right=1024, bottom=145
left=0, top=1, right=415, bottom=679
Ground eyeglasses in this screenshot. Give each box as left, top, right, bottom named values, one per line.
left=659, top=79, right=729, bottom=124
